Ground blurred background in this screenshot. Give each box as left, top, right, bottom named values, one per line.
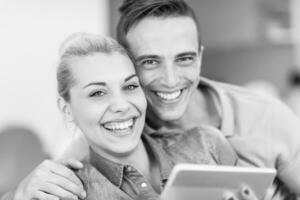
left=1, top=0, right=300, bottom=195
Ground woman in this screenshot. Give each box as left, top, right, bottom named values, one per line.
left=1, top=33, right=256, bottom=200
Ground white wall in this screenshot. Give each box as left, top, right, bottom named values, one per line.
left=0, top=0, right=109, bottom=157
left=291, top=0, right=300, bottom=68
left=187, top=0, right=259, bottom=49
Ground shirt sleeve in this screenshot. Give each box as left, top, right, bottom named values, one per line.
left=266, top=100, right=300, bottom=196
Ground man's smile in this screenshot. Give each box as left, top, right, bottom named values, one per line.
left=153, top=88, right=187, bottom=102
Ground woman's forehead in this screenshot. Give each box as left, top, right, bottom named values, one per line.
left=70, top=53, right=136, bottom=85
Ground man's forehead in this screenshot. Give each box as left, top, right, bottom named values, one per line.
left=128, top=16, right=197, bottom=36
left=126, top=16, right=199, bottom=56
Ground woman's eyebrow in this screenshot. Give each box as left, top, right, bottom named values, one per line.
left=83, top=74, right=137, bottom=88
left=124, top=74, right=137, bottom=82
left=83, top=82, right=106, bottom=88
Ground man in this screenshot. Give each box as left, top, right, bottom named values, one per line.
left=2, top=0, right=300, bottom=199
left=116, top=0, right=300, bottom=198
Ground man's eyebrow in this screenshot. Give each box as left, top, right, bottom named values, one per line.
left=135, top=55, right=160, bottom=62
left=176, top=52, right=197, bottom=57
left=83, top=82, right=106, bottom=88
left=125, top=74, right=138, bottom=82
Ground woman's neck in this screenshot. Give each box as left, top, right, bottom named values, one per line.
left=124, top=140, right=151, bottom=178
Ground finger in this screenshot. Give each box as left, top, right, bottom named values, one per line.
left=65, top=158, right=84, bottom=170
left=43, top=160, right=83, bottom=187
left=239, top=185, right=258, bottom=200
left=40, top=160, right=86, bottom=199
left=33, top=190, right=60, bottom=200
left=39, top=182, right=79, bottom=200
left=46, top=171, right=85, bottom=198
left=222, top=191, right=238, bottom=200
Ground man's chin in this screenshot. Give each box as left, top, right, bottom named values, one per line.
left=154, top=109, right=185, bottom=122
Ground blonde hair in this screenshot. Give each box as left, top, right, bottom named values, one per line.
left=56, top=33, right=128, bottom=101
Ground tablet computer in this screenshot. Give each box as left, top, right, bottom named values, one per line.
left=160, top=164, right=276, bottom=200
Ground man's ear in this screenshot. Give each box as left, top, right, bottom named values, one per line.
left=199, top=45, right=204, bottom=67
left=197, top=45, right=204, bottom=75
left=57, top=97, right=74, bottom=122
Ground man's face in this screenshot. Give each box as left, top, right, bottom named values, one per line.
left=126, top=16, right=202, bottom=122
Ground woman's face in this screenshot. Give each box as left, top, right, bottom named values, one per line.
left=62, top=52, right=147, bottom=159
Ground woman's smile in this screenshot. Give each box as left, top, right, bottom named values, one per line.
left=102, top=117, right=137, bottom=136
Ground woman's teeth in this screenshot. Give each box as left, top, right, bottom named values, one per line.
left=156, top=90, right=181, bottom=100
left=103, top=119, right=133, bottom=131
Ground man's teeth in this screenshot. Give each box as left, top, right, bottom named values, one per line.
left=156, top=90, right=181, bottom=100
left=103, top=119, right=133, bottom=131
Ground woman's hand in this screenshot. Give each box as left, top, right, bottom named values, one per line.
left=222, top=185, right=258, bottom=200
left=12, top=159, right=86, bottom=200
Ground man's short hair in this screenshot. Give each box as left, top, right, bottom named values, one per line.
left=117, top=0, right=202, bottom=50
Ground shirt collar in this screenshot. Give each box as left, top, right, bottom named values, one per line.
left=197, top=77, right=234, bottom=136
left=89, top=147, right=124, bottom=187
left=143, top=123, right=156, bottom=135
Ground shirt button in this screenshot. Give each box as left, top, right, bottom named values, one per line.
left=141, top=182, right=147, bottom=188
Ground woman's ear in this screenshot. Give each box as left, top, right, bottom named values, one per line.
left=57, top=97, right=74, bottom=122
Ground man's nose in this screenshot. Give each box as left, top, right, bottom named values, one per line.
left=162, top=61, right=178, bottom=87
left=109, top=94, right=130, bottom=113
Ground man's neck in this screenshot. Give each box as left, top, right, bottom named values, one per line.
left=146, top=87, right=221, bottom=131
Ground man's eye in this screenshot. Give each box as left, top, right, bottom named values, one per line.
left=141, top=59, right=158, bottom=66
left=176, top=56, right=194, bottom=65
left=89, top=90, right=105, bottom=97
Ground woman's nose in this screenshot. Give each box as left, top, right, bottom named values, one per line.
left=109, top=95, right=131, bottom=113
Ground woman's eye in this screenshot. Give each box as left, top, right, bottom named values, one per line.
left=125, top=84, right=139, bottom=91
left=89, top=90, right=105, bottom=97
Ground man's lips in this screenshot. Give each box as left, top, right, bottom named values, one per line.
left=155, top=90, right=181, bottom=100
left=152, top=87, right=188, bottom=101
